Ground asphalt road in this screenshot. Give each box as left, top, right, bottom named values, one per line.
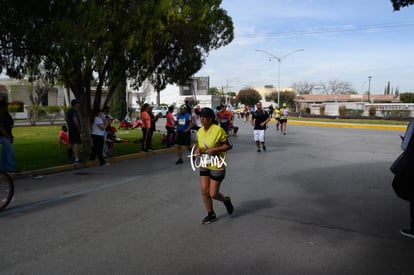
left=1, top=118, right=413, bottom=274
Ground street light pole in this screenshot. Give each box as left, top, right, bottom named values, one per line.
left=255, top=49, right=304, bottom=107
left=368, top=76, right=372, bottom=103
left=225, top=77, right=239, bottom=106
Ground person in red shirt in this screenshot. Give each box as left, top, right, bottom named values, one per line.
left=140, top=103, right=151, bottom=152
left=216, top=106, right=233, bottom=135
left=165, top=105, right=176, bottom=147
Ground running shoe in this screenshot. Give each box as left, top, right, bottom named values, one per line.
left=262, top=146, right=266, bottom=152
left=202, top=212, right=217, bottom=224
left=257, top=149, right=261, bottom=152
left=175, top=158, right=183, bottom=164
left=224, top=197, right=234, bottom=214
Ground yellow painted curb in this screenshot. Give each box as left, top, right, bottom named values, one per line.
left=269, top=119, right=406, bottom=131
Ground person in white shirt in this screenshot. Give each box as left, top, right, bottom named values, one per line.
left=90, top=109, right=110, bottom=166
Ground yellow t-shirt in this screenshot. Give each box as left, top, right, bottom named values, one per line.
left=197, top=124, right=228, bottom=170
left=274, top=109, right=281, bottom=118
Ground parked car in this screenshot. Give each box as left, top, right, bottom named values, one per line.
left=152, top=106, right=168, bottom=117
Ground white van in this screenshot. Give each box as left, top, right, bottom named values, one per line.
left=152, top=106, right=168, bottom=117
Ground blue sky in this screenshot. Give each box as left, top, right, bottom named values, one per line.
left=197, top=0, right=414, bottom=95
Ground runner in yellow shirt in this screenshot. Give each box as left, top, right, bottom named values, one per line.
left=274, top=108, right=281, bottom=131
left=194, top=107, right=234, bottom=224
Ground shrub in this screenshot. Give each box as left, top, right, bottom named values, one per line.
left=8, top=104, right=22, bottom=113
left=368, top=106, right=376, bottom=117
left=319, top=105, right=325, bottom=116
left=299, top=107, right=307, bottom=114
left=338, top=105, right=346, bottom=117
left=44, top=105, right=61, bottom=114
left=381, top=109, right=410, bottom=118
left=345, top=109, right=363, bottom=117
left=25, top=105, right=45, bottom=125
left=44, top=105, right=62, bottom=124
left=9, top=100, right=24, bottom=112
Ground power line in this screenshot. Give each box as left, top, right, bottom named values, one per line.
left=238, top=22, right=414, bottom=39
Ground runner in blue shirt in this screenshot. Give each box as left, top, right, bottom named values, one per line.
left=175, top=105, right=192, bottom=164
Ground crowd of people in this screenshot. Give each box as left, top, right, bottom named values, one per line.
left=65, top=99, right=117, bottom=166
left=61, top=99, right=290, bottom=165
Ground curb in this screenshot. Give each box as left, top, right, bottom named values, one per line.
left=269, top=119, right=407, bottom=131
left=11, top=147, right=176, bottom=180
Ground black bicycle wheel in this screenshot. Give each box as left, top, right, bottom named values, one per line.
left=0, top=171, right=14, bottom=210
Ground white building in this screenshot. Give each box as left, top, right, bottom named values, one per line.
left=127, top=76, right=220, bottom=109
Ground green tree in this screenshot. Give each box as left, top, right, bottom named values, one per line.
left=391, top=0, right=414, bottom=10
left=385, top=81, right=391, bottom=95
left=399, top=92, right=414, bottom=103
left=338, top=105, right=346, bottom=117
left=109, top=78, right=127, bottom=122
left=0, top=0, right=233, bottom=153
left=208, top=87, right=220, bottom=95
left=265, top=91, right=296, bottom=107
left=44, top=105, right=62, bottom=124
left=236, top=88, right=262, bottom=107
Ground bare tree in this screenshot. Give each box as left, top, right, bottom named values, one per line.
left=21, top=78, right=53, bottom=125
left=292, top=81, right=317, bottom=94
left=21, top=78, right=50, bottom=106
left=135, top=79, right=153, bottom=109
left=325, top=80, right=353, bottom=95
left=292, top=79, right=354, bottom=95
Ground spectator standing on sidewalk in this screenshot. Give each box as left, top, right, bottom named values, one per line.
left=184, top=99, right=192, bottom=115
left=0, top=96, right=16, bottom=172
left=148, top=105, right=162, bottom=151
left=165, top=105, right=176, bottom=148
left=90, top=109, right=110, bottom=166
left=102, top=106, right=113, bottom=158
left=140, top=103, right=151, bottom=152
left=66, top=99, right=82, bottom=163
left=195, top=107, right=233, bottom=224
left=191, top=108, right=201, bottom=131
left=251, top=102, right=270, bottom=152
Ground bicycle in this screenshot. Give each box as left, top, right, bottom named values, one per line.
left=0, top=170, right=14, bottom=211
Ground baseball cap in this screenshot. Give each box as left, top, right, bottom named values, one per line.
left=71, top=99, right=79, bottom=106
left=180, top=104, right=187, bottom=109
left=282, top=103, right=287, bottom=107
